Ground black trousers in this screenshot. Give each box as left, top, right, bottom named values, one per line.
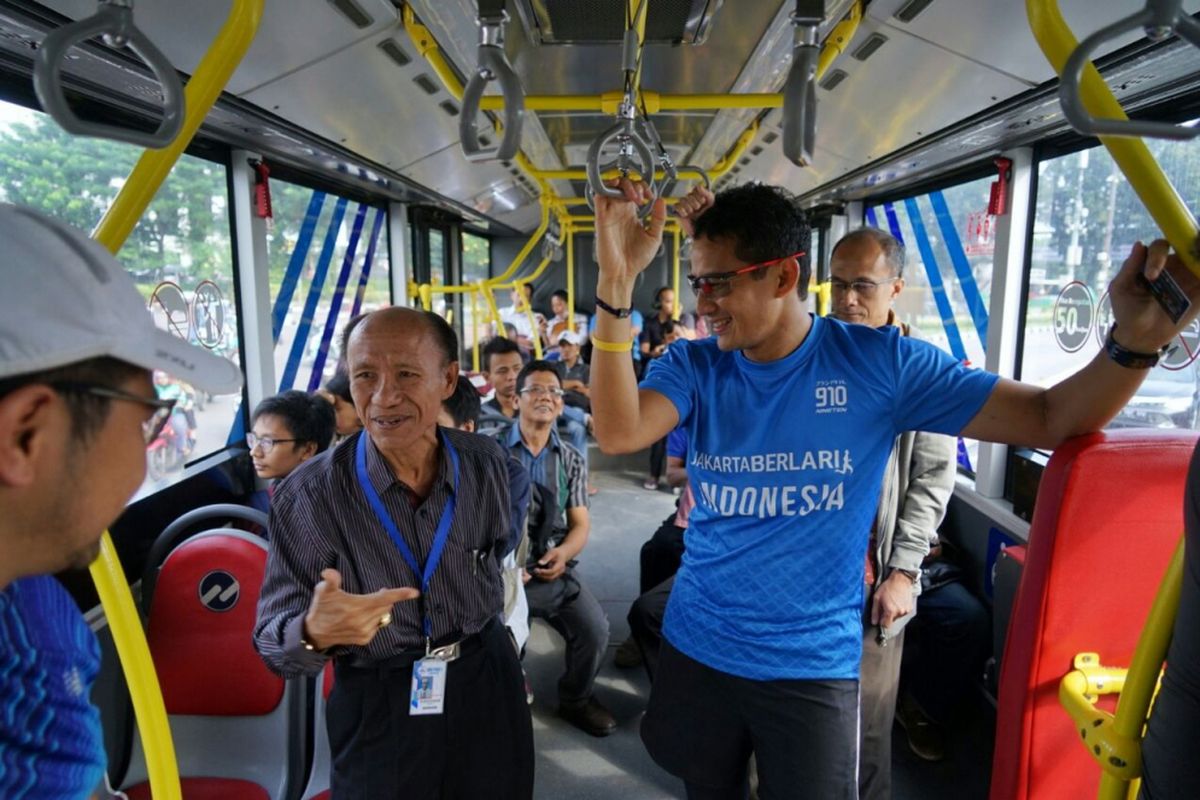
left=629, top=575, right=673, bottom=682
left=640, top=519, right=686, bottom=594
left=327, top=621, right=534, bottom=799
left=642, top=642, right=859, bottom=800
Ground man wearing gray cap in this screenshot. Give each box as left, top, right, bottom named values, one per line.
left=0, top=204, right=242, bottom=800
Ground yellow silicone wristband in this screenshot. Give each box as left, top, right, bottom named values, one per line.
left=591, top=336, right=633, bottom=353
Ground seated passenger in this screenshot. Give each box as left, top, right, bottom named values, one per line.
left=557, top=330, right=590, bottom=411
left=247, top=390, right=336, bottom=483
left=437, top=374, right=532, bottom=654
left=500, top=361, right=615, bottom=737
left=317, top=368, right=362, bottom=443
left=616, top=425, right=694, bottom=679
left=495, top=284, right=541, bottom=352
left=547, top=289, right=589, bottom=349
left=828, top=228, right=958, bottom=800
left=484, top=336, right=594, bottom=491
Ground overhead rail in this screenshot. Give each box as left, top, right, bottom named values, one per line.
left=459, top=0, right=525, bottom=162
left=1058, top=0, right=1200, bottom=141
left=73, top=2, right=265, bottom=799
left=33, top=0, right=184, bottom=148
left=1029, top=0, right=1200, bottom=278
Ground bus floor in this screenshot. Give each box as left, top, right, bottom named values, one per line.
left=525, top=469, right=995, bottom=799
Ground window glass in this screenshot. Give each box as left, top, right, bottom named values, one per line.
left=0, top=100, right=241, bottom=495
left=865, top=174, right=997, bottom=472
left=1021, top=140, right=1200, bottom=434
left=461, top=232, right=491, bottom=355
left=268, top=182, right=390, bottom=396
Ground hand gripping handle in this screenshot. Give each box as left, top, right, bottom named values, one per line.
left=585, top=120, right=658, bottom=218
left=1060, top=3, right=1200, bottom=140
left=460, top=43, right=525, bottom=162
left=34, top=1, right=185, bottom=149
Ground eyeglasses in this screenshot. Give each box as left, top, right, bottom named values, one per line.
left=519, top=385, right=565, bottom=399
left=686, top=251, right=806, bottom=298
left=246, top=433, right=301, bottom=454
left=51, top=382, right=177, bottom=445
left=829, top=277, right=899, bottom=297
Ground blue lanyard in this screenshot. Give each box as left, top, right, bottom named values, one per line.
left=355, top=430, right=460, bottom=640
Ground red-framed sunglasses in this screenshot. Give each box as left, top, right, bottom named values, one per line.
left=686, top=251, right=806, bottom=298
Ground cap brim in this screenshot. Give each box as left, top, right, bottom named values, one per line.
left=117, top=328, right=243, bottom=395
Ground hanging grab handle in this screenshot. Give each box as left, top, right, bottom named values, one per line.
left=460, top=10, right=525, bottom=162
left=33, top=0, right=185, bottom=149
left=586, top=104, right=658, bottom=218
left=782, top=3, right=823, bottom=167
left=1060, top=0, right=1200, bottom=140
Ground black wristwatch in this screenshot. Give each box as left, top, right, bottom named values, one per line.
left=1105, top=325, right=1166, bottom=369
left=595, top=296, right=632, bottom=319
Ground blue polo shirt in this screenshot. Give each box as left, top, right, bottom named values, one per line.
left=640, top=314, right=999, bottom=680
left=0, top=575, right=106, bottom=798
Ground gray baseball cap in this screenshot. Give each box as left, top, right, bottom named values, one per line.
left=0, top=204, right=242, bottom=394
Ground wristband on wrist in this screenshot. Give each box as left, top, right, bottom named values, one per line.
left=591, top=336, right=633, bottom=353
left=1105, top=324, right=1166, bottom=369
left=594, top=296, right=632, bottom=319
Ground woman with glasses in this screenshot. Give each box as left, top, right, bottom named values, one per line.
left=246, top=390, right=336, bottom=483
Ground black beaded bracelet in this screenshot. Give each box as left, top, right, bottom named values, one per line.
left=1104, top=324, right=1167, bottom=369
left=594, top=296, right=632, bottom=319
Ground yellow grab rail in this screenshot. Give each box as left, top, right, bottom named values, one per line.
left=1057, top=536, right=1183, bottom=799
left=672, top=229, right=682, bottom=321
left=85, top=3, right=264, bottom=799
left=1027, top=0, right=1200, bottom=277
left=478, top=90, right=785, bottom=114
left=566, top=228, right=576, bottom=334
left=471, top=289, right=482, bottom=373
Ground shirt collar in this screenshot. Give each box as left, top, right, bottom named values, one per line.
left=362, top=430, right=454, bottom=497
left=506, top=420, right=563, bottom=453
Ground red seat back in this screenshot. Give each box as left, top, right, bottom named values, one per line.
left=990, top=430, right=1196, bottom=800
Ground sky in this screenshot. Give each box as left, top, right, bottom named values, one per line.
left=0, top=98, right=39, bottom=133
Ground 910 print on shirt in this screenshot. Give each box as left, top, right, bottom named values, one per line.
left=815, top=379, right=849, bottom=414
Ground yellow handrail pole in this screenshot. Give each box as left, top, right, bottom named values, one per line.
left=85, top=5, right=264, bottom=800
left=818, top=2, right=862, bottom=80
left=471, top=288, right=482, bottom=373
left=481, top=284, right=504, bottom=336
left=486, top=200, right=552, bottom=289
left=418, top=283, right=434, bottom=312
left=93, top=0, right=264, bottom=250
left=1099, top=537, right=1185, bottom=799
left=672, top=228, right=682, bottom=321
left=478, top=91, right=786, bottom=113
left=566, top=228, right=576, bottom=331
left=628, top=0, right=651, bottom=98
left=1027, top=0, right=1200, bottom=276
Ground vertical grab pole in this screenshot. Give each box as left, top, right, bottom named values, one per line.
left=566, top=226, right=576, bottom=332
left=672, top=228, right=681, bottom=321
left=471, top=288, right=482, bottom=373
left=85, top=4, right=265, bottom=800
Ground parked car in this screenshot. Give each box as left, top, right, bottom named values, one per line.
left=1111, top=362, right=1200, bottom=430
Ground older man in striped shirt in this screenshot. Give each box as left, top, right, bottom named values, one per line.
left=254, top=308, right=533, bottom=800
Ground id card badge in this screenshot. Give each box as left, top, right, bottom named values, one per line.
left=410, top=657, right=448, bottom=715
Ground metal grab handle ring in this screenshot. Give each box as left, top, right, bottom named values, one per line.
left=33, top=1, right=185, bottom=149
left=782, top=43, right=820, bottom=167
left=1060, top=2, right=1200, bottom=140
left=586, top=120, right=658, bottom=219
left=460, top=43, right=525, bottom=162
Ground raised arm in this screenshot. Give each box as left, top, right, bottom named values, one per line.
left=962, top=239, right=1200, bottom=449
left=591, top=179, right=680, bottom=453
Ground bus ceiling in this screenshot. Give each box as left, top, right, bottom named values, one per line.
left=0, top=0, right=1198, bottom=233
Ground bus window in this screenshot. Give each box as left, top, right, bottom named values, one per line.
left=461, top=231, right=490, bottom=354
left=268, top=180, right=390, bottom=395
left=1020, top=137, right=1200, bottom=438
left=0, top=98, right=241, bottom=494
left=867, top=172, right=997, bottom=472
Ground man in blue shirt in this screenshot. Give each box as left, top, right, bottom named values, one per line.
left=588, top=180, right=1200, bottom=799
left=0, top=205, right=241, bottom=799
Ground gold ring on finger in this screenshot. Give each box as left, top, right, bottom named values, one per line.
left=379, top=612, right=392, bottom=628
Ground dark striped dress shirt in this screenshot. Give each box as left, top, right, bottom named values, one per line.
left=254, top=427, right=519, bottom=677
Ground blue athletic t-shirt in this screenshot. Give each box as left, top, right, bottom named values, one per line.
left=0, top=575, right=106, bottom=799
left=640, top=314, right=999, bottom=680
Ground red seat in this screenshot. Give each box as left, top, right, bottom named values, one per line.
left=121, top=530, right=298, bottom=800
left=990, top=430, right=1196, bottom=800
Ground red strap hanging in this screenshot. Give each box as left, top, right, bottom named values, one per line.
left=989, top=157, right=1012, bottom=216
left=253, top=160, right=273, bottom=220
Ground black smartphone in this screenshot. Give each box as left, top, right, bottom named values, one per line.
left=1138, top=269, right=1190, bottom=325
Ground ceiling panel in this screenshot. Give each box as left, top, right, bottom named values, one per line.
left=33, top=0, right=402, bottom=95
left=241, top=29, right=521, bottom=211
left=865, top=0, right=1200, bottom=86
